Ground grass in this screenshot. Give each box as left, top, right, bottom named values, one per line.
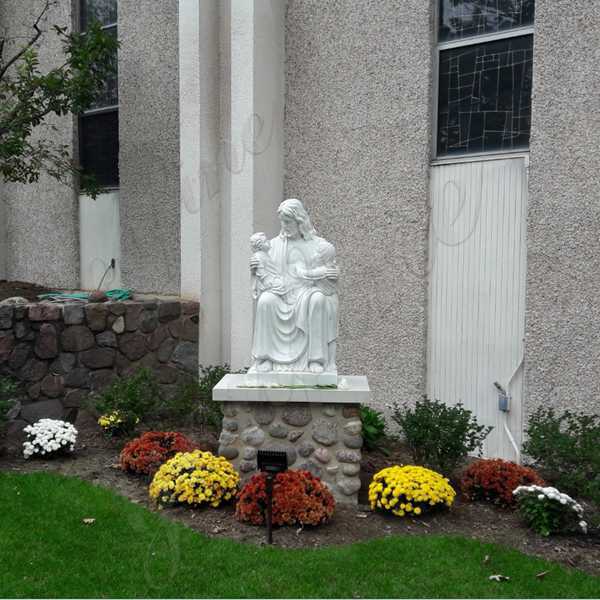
left=1, top=472, right=598, bottom=598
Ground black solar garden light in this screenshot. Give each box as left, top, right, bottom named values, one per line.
left=256, top=449, right=288, bottom=544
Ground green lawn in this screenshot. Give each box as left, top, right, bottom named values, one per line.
left=0, top=472, right=598, bottom=598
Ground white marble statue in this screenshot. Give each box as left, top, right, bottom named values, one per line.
left=248, top=198, right=339, bottom=384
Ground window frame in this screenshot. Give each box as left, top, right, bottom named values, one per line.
left=78, top=6, right=119, bottom=191
left=431, top=1, right=535, bottom=162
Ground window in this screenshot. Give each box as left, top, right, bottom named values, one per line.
left=78, top=0, right=119, bottom=188
left=435, top=0, right=534, bottom=157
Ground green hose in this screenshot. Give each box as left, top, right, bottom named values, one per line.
left=38, top=288, right=134, bottom=302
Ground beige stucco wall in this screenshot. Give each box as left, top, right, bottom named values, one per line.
left=284, top=0, right=433, bottom=408
left=525, top=1, right=600, bottom=419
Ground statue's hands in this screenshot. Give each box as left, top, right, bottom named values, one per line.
left=325, top=266, right=339, bottom=280
left=249, top=257, right=259, bottom=272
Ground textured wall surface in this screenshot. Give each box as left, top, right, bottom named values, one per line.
left=118, top=0, right=181, bottom=294
left=285, top=0, right=433, bottom=408
left=0, top=0, right=79, bottom=288
left=525, top=1, right=600, bottom=419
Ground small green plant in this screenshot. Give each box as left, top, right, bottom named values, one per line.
left=360, top=405, right=387, bottom=452
left=94, top=368, right=161, bottom=433
left=523, top=407, right=600, bottom=505
left=392, top=396, right=492, bottom=476
left=0, top=376, right=19, bottom=427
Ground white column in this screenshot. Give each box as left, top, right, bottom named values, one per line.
left=179, top=0, right=222, bottom=365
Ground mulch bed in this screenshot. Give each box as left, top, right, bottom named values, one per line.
left=0, top=280, right=55, bottom=302
left=1, top=410, right=599, bottom=577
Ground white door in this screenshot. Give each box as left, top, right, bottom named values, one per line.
left=427, top=157, right=527, bottom=461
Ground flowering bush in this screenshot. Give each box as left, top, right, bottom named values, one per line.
left=149, top=450, right=239, bottom=508
left=119, top=431, right=197, bottom=476
left=461, top=459, right=545, bottom=507
left=98, top=410, right=139, bottom=436
left=513, top=485, right=587, bottom=536
left=23, top=419, right=77, bottom=459
left=235, top=470, right=335, bottom=527
left=369, top=465, right=456, bottom=517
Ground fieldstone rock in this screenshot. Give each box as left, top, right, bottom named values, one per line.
left=0, top=296, right=28, bottom=305
left=343, top=420, right=362, bottom=435
left=140, top=310, right=159, bottom=333
left=19, top=358, right=47, bottom=382
left=14, top=305, right=28, bottom=319
left=218, top=446, right=239, bottom=460
left=146, top=325, right=169, bottom=350
left=240, top=460, right=256, bottom=473
left=33, top=323, right=58, bottom=359
left=242, top=446, right=257, bottom=460
left=21, top=399, right=64, bottom=423
left=181, top=300, right=200, bottom=315
left=298, top=442, right=315, bottom=457
left=158, top=301, right=181, bottom=322
left=222, top=418, right=239, bottom=432
left=125, top=303, right=143, bottom=331
left=343, top=434, right=363, bottom=449
left=157, top=337, right=177, bottom=363
left=65, top=367, right=91, bottom=389
left=89, top=291, right=108, bottom=303
left=63, top=389, right=87, bottom=408
left=4, top=419, right=28, bottom=448
left=282, top=404, right=312, bottom=427
left=114, top=351, right=130, bottom=374
left=298, top=462, right=322, bottom=478
left=254, top=404, right=275, bottom=425
left=90, top=369, right=117, bottom=392
left=0, top=331, right=15, bottom=362
left=168, top=318, right=184, bottom=339
left=312, top=418, right=338, bottom=446
left=219, top=431, right=238, bottom=446
left=80, top=348, right=115, bottom=369
left=41, top=374, right=65, bottom=398
left=14, top=321, right=30, bottom=339
left=223, top=405, right=238, bottom=417
left=241, top=426, right=265, bottom=447
left=61, top=326, right=95, bottom=352
left=6, top=399, right=22, bottom=420
left=337, top=477, right=361, bottom=496
left=9, top=343, right=31, bottom=370
left=288, top=430, right=303, bottom=442
left=342, top=463, right=361, bottom=476
left=180, top=316, right=199, bottom=342
left=119, top=332, right=147, bottom=361
left=342, top=405, right=360, bottom=418
left=27, top=383, right=41, bottom=399
left=155, top=365, right=179, bottom=384
left=314, top=447, right=332, bottom=464
left=142, top=300, right=158, bottom=310
left=28, top=303, right=60, bottom=321
left=112, top=316, right=125, bottom=334
left=322, top=404, right=337, bottom=417
left=336, top=449, right=361, bottom=464
left=268, top=423, right=288, bottom=439
left=63, top=304, right=85, bottom=325
left=85, top=304, right=107, bottom=331
left=50, top=352, right=76, bottom=374
left=108, top=302, right=127, bottom=315
left=96, top=331, right=117, bottom=348
left=0, top=305, right=13, bottom=329
left=171, top=341, right=197, bottom=373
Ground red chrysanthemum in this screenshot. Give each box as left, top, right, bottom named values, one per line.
left=235, top=469, right=335, bottom=527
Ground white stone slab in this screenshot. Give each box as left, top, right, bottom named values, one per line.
left=242, top=371, right=337, bottom=387
left=212, top=374, right=371, bottom=404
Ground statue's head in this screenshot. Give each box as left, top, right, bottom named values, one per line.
left=277, top=198, right=316, bottom=240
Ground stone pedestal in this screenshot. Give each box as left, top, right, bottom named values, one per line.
left=213, top=374, right=371, bottom=504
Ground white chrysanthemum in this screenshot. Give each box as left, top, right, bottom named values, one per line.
left=22, top=419, right=78, bottom=459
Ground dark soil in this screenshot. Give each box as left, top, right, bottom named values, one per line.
left=0, top=280, right=55, bottom=302
left=1, top=411, right=599, bottom=577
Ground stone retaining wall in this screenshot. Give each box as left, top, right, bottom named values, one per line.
left=218, top=401, right=363, bottom=504
left=0, top=299, right=199, bottom=428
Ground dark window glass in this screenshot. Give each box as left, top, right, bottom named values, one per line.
left=437, top=35, right=533, bottom=156
left=80, top=111, right=119, bottom=187
left=81, top=0, right=117, bottom=29
left=439, top=0, right=534, bottom=42
left=87, top=27, right=118, bottom=110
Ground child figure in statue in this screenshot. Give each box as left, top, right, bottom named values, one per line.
left=250, top=232, right=286, bottom=299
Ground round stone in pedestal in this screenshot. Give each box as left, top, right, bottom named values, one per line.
left=314, top=447, right=331, bottom=464
left=282, top=404, right=312, bottom=427
left=337, top=476, right=361, bottom=496
left=298, top=442, right=315, bottom=457
left=241, top=426, right=265, bottom=446
left=218, top=446, right=239, bottom=460
left=242, top=446, right=257, bottom=460
left=343, top=419, right=362, bottom=435
left=343, top=434, right=363, bottom=449
left=336, top=449, right=361, bottom=463
left=268, top=422, right=288, bottom=439
left=312, top=418, right=338, bottom=446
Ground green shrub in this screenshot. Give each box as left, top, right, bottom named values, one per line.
left=392, top=396, right=492, bottom=476
left=94, top=368, right=161, bottom=429
left=0, top=376, right=19, bottom=427
left=523, top=407, right=600, bottom=505
left=360, top=405, right=387, bottom=452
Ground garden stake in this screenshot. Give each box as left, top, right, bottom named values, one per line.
left=256, top=449, right=288, bottom=545
left=266, top=473, right=274, bottom=544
